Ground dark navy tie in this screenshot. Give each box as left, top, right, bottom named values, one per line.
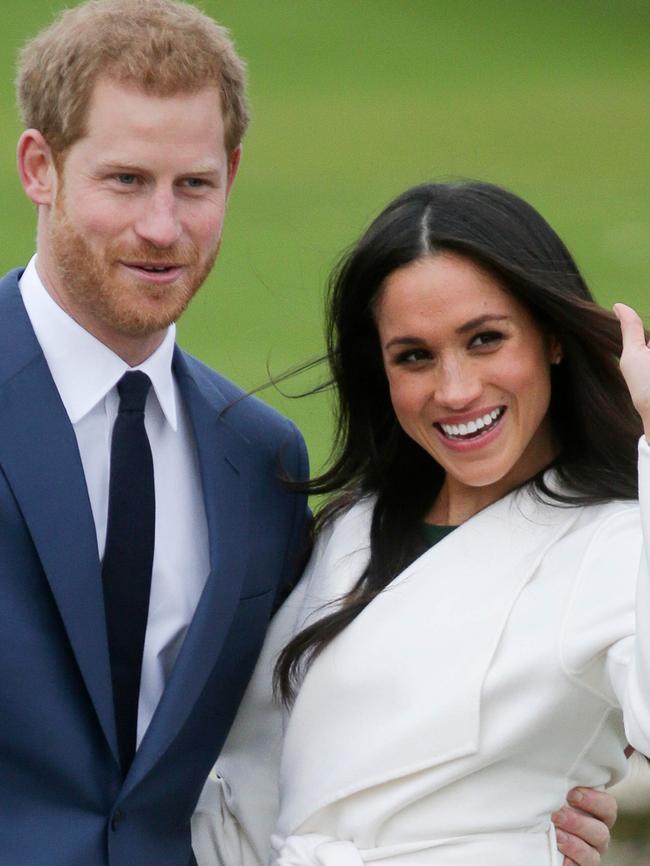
left=102, top=371, right=155, bottom=774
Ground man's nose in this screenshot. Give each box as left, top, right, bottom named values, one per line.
left=434, top=360, right=482, bottom=410
left=134, top=189, right=182, bottom=248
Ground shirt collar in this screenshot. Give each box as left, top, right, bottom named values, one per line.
left=19, top=255, right=178, bottom=430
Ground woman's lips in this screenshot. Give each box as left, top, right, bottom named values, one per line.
left=433, top=406, right=506, bottom=452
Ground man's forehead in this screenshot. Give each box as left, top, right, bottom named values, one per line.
left=82, top=77, right=223, bottom=130
left=73, top=78, right=228, bottom=160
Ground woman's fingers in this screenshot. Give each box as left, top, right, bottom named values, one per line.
left=613, top=303, right=650, bottom=423
left=614, top=302, right=647, bottom=354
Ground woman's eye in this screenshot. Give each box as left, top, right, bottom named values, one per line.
left=396, top=348, right=430, bottom=364
left=470, top=331, right=503, bottom=348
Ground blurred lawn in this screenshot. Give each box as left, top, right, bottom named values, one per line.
left=1, top=0, right=649, bottom=474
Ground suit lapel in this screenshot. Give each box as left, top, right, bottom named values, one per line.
left=0, top=272, right=119, bottom=764
left=126, top=349, right=251, bottom=788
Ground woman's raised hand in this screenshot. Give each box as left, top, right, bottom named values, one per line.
left=614, top=303, right=650, bottom=435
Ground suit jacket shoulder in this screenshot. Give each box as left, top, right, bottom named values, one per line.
left=174, top=347, right=307, bottom=472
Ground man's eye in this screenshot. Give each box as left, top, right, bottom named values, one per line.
left=116, top=174, right=137, bottom=185
left=184, top=178, right=206, bottom=188
left=470, top=331, right=503, bottom=348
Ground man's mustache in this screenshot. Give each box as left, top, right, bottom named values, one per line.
left=111, top=241, right=200, bottom=266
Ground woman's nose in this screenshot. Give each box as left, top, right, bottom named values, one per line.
left=433, top=361, right=482, bottom=410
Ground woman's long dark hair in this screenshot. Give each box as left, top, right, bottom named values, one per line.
left=275, top=180, right=642, bottom=702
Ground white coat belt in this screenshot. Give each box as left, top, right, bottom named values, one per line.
left=273, top=825, right=561, bottom=866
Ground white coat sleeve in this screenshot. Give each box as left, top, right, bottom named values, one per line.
left=608, top=438, right=650, bottom=756
left=558, top=442, right=650, bottom=757
left=572, top=437, right=650, bottom=758
left=192, top=525, right=337, bottom=866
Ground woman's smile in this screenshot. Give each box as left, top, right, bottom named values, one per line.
left=434, top=405, right=506, bottom=448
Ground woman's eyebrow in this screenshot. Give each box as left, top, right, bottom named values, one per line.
left=384, top=336, right=423, bottom=350
left=384, top=314, right=511, bottom=350
left=456, top=314, right=510, bottom=334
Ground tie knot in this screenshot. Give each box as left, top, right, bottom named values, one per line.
left=117, top=371, right=152, bottom=414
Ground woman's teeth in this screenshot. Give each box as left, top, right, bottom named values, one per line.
left=438, top=407, right=504, bottom=440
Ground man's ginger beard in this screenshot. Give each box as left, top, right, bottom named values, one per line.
left=48, top=179, right=219, bottom=338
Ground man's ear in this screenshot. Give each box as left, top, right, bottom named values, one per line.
left=17, top=129, right=58, bottom=206
left=225, top=144, right=242, bottom=198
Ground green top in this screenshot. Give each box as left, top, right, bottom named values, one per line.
left=421, top=522, right=458, bottom=547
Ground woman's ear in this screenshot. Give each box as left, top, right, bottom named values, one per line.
left=17, top=129, right=58, bottom=206
left=548, top=335, right=563, bottom=366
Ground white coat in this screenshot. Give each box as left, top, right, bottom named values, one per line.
left=192, top=442, right=650, bottom=866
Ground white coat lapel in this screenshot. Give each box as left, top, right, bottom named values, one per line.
left=279, top=484, right=583, bottom=835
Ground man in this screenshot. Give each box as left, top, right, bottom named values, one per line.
left=1, top=2, right=308, bottom=864
left=0, top=1, right=617, bottom=865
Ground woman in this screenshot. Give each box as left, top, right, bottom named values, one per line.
left=193, top=181, right=648, bottom=865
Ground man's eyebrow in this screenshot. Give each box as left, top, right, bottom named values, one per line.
left=177, top=166, right=223, bottom=177
left=94, top=161, right=146, bottom=174
left=94, top=161, right=222, bottom=176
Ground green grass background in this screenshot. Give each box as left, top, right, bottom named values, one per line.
left=1, top=0, right=649, bottom=474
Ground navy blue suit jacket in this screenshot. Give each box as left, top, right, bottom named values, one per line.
left=0, top=268, right=310, bottom=865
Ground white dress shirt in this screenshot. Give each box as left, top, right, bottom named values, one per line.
left=20, top=256, right=210, bottom=746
